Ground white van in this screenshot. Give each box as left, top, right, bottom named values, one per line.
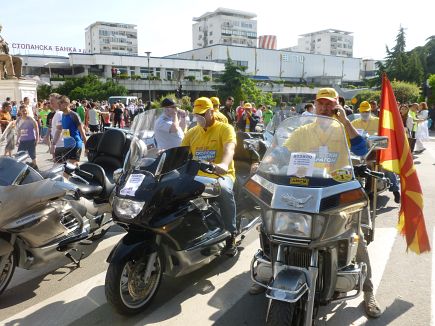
left=108, top=96, right=138, bottom=106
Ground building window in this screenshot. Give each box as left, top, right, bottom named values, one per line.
left=209, top=31, right=213, bottom=36
left=209, top=40, right=213, bottom=44
left=282, top=54, right=289, bottom=62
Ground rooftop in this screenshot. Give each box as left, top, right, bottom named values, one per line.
left=193, top=7, right=256, bottom=22
left=299, top=29, right=353, bottom=37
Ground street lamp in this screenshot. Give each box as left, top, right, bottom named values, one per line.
left=145, top=51, right=151, bottom=101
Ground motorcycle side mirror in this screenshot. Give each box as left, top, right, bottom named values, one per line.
left=367, top=136, right=389, bottom=150
left=113, top=168, right=123, bottom=184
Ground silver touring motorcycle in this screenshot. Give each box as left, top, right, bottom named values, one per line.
left=247, top=115, right=387, bottom=325
left=0, top=154, right=113, bottom=295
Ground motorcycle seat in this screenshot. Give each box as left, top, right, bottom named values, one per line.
left=70, top=163, right=115, bottom=200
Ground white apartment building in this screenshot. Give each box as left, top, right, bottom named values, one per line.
left=285, top=29, right=353, bottom=58
left=85, top=21, right=138, bottom=55
left=192, top=8, right=257, bottom=49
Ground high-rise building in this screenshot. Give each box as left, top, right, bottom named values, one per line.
left=192, top=8, right=257, bottom=49
left=85, top=21, right=138, bottom=55
left=284, top=29, right=353, bottom=57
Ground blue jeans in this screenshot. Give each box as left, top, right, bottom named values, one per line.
left=384, top=171, right=399, bottom=192
left=211, top=176, right=237, bottom=234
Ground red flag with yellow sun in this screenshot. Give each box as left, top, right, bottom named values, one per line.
left=378, top=74, right=430, bottom=254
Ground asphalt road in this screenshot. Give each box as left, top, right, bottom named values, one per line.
left=0, top=136, right=434, bottom=325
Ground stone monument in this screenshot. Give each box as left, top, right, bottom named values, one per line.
left=0, top=23, right=37, bottom=102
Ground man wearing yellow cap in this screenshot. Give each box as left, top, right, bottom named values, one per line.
left=351, top=101, right=380, bottom=135
left=181, top=97, right=238, bottom=256
left=236, top=102, right=260, bottom=132
left=210, top=97, right=229, bottom=124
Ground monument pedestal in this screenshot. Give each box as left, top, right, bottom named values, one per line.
left=0, top=79, right=38, bottom=102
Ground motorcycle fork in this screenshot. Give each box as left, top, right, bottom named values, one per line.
left=0, top=235, right=16, bottom=272
left=143, top=235, right=161, bottom=281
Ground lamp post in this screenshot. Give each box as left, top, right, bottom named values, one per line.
left=145, top=51, right=151, bottom=101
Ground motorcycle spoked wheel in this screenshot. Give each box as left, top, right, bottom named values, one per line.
left=266, top=299, right=305, bottom=326
left=0, top=251, right=17, bottom=295
left=105, top=253, right=163, bottom=315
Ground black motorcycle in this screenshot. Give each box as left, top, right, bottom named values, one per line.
left=104, top=109, right=262, bottom=315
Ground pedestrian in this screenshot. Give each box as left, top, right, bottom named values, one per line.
left=0, top=101, right=12, bottom=133
left=236, top=103, right=259, bottom=132
left=38, top=101, right=50, bottom=143
left=154, top=98, right=185, bottom=149
left=414, top=102, right=429, bottom=154
left=51, top=96, right=87, bottom=165
left=17, top=104, right=39, bottom=169
left=301, top=103, right=315, bottom=116
left=48, top=93, right=66, bottom=162
left=210, top=97, right=229, bottom=124
left=220, top=96, right=236, bottom=125
left=369, top=100, right=379, bottom=117
left=87, top=102, right=100, bottom=133
left=339, top=96, right=354, bottom=116
left=262, top=105, right=274, bottom=126
left=112, top=103, right=123, bottom=128
left=1, top=120, right=16, bottom=156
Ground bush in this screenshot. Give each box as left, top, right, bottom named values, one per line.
left=119, top=73, right=129, bottom=80
left=203, top=75, right=211, bottom=82
left=185, top=76, right=196, bottom=82
left=131, top=74, right=141, bottom=80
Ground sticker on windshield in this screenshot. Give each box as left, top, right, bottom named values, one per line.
left=331, top=169, right=352, bottom=182
left=289, top=177, right=309, bottom=186
left=120, top=173, right=145, bottom=196
left=195, top=149, right=216, bottom=161
left=315, top=152, right=339, bottom=164
left=287, top=152, right=315, bottom=177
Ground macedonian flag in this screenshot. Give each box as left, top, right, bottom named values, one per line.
left=378, top=74, right=430, bottom=253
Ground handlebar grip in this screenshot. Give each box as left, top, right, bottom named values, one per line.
left=369, top=170, right=385, bottom=179
left=199, top=161, right=215, bottom=174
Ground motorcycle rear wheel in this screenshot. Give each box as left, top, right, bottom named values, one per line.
left=0, top=251, right=17, bottom=295
left=105, top=252, right=162, bottom=315
left=266, top=299, right=303, bottom=326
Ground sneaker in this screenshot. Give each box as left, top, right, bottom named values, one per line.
left=225, top=235, right=238, bottom=257
left=364, top=291, right=382, bottom=318
left=249, top=283, right=265, bottom=295
left=393, top=191, right=401, bottom=204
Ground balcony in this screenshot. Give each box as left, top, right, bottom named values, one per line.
left=116, top=79, right=221, bottom=92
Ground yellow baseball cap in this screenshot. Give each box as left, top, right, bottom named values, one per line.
left=359, top=101, right=371, bottom=112
left=210, top=97, right=220, bottom=107
left=243, top=102, right=253, bottom=109
left=193, top=97, right=213, bottom=114
left=316, top=88, right=339, bottom=101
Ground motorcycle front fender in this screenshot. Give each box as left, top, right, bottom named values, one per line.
left=106, top=231, right=156, bottom=264
left=266, top=268, right=309, bottom=303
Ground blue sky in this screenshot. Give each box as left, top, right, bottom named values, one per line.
left=1, top=0, right=432, bottom=59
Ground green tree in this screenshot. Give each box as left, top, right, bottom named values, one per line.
left=390, top=80, right=420, bottom=103
left=241, top=78, right=275, bottom=106
left=426, top=74, right=435, bottom=105
left=215, top=58, right=246, bottom=106
left=407, top=51, right=424, bottom=84
left=384, top=26, right=409, bottom=81
left=54, top=75, right=128, bottom=101
left=37, top=84, right=53, bottom=100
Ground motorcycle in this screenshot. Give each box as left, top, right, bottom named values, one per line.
left=104, top=109, right=262, bottom=315
left=0, top=148, right=114, bottom=296
left=247, top=114, right=388, bottom=325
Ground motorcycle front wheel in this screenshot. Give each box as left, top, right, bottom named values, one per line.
left=266, top=299, right=304, bottom=326
left=0, top=250, right=17, bottom=295
left=105, top=252, right=163, bottom=315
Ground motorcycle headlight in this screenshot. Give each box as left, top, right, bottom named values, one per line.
left=274, top=212, right=312, bottom=237
left=113, top=197, right=145, bottom=219
left=273, top=212, right=325, bottom=238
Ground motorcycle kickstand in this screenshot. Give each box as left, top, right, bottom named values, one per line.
left=65, top=249, right=84, bottom=268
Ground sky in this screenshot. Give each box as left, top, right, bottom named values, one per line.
left=1, top=0, right=433, bottom=60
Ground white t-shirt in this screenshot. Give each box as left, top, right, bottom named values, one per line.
left=51, top=110, right=64, bottom=147
left=154, top=114, right=184, bottom=149
left=25, top=105, right=34, bottom=119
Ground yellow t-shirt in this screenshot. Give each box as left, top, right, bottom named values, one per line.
left=214, top=110, right=229, bottom=124
left=351, top=116, right=379, bottom=135
left=181, top=121, right=236, bottom=181
left=283, top=120, right=350, bottom=172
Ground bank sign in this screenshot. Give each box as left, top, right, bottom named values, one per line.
left=11, top=42, right=86, bottom=54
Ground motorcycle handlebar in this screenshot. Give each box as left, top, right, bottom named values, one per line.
left=198, top=161, right=223, bottom=179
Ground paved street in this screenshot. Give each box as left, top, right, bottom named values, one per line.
left=0, top=136, right=434, bottom=325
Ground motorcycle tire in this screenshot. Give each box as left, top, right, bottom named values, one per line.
left=266, top=299, right=302, bottom=326
left=0, top=250, right=17, bottom=295
left=104, top=251, right=163, bottom=315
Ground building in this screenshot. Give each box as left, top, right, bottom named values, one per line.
left=192, top=8, right=257, bottom=49
left=284, top=29, right=353, bottom=58
left=85, top=21, right=138, bottom=55
left=167, top=44, right=362, bottom=84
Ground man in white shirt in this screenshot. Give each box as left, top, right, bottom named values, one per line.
left=154, top=98, right=186, bottom=150
left=301, top=103, right=315, bottom=116
left=48, top=93, right=65, bottom=161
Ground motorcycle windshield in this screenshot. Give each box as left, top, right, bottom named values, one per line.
left=124, top=108, right=194, bottom=172
left=257, top=115, right=354, bottom=187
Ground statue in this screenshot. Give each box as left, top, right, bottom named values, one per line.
left=0, top=23, right=22, bottom=80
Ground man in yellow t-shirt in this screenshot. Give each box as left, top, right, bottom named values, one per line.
left=351, top=101, right=379, bottom=135
left=181, top=97, right=238, bottom=256
left=210, top=97, right=229, bottom=124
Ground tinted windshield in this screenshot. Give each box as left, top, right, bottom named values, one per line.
left=258, top=115, right=353, bottom=186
